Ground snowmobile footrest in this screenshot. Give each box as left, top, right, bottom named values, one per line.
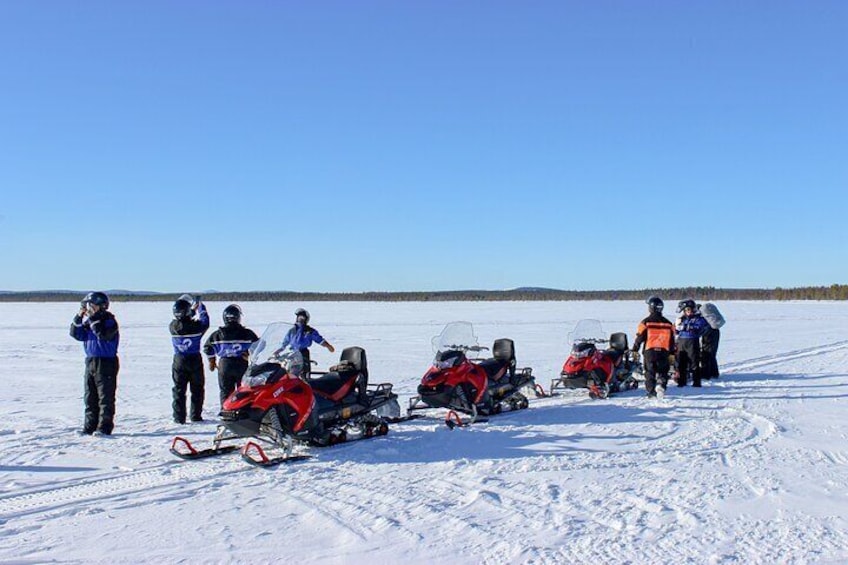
left=170, top=436, right=239, bottom=460
left=384, top=414, right=423, bottom=424
left=240, top=441, right=311, bottom=468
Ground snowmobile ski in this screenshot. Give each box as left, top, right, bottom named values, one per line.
left=170, top=436, right=240, bottom=460
left=240, top=441, right=311, bottom=468
left=444, top=409, right=488, bottom=429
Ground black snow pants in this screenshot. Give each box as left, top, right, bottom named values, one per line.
left=172, top=353, right=205, bottom=423
left=676, top=337, right=702, bottom=387
left=300, top=347, right=311, bottom=378
left=700, top=328, right=721, bottom=379
left=643, top=349, right=670, bottom=396
left=218, top=357, right=248, bottom=405
left=83, top=356, right=119, bottom=434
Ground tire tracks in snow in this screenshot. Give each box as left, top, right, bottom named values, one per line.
left=720, top=339, right=848, bottom=374
left=0, top=457, right=249, bottom=520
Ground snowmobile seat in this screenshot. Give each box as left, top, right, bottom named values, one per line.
left=340, top=346, right=369, bottom=403
left=609, top=332, right=629, bottom=352
left=340, top=347, right=368, bottom=385
left=477, top=358, right=509, bottom=382
left=308, top=371, right=350, bottom=400
left=492, top=338, right=517, bottom=378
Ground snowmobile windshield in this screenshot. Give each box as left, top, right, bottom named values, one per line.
left=431, top=321, right=481, bottom=354
left=244, top=322, right=305, bottom=385
left=567, top=319, right=607, bottom=346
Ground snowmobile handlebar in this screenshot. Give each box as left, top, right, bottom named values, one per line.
left=574, top=338, right=607, bottom=345
left=442, top=344, right=489, bottom=352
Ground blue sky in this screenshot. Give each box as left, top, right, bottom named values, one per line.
left=1, top=1, right=845, bottom=293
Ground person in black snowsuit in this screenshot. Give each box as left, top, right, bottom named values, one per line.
left=203, top=304, right=260, bottom=405
left=169, top=295, right=210, bottom=423
left=70, top=291, right=120, bottom=435
left=631, top=296, right=676, bottom=398
left=698, top=304, right=721, bottom=379
left=675, top=299, right=710, bottom=387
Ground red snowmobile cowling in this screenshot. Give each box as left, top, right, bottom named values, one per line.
left=222, top=371, right=315, bottom=433
left=561, top=347, right=616, bottom=385
left=420, top=358, right=489, bottom=404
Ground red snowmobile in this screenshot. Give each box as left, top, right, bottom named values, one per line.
left=171, top=322, right=401, bottom=467
left=407, top=322, right=543, bottom=428
left=550, top=319, right=643, bottom=399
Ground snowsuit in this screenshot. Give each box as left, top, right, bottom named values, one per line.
left=280, top=324, right=328, bottom=377
left=70, top=310, right=120, bottom=434
left=632, top=313, right=675, bottom=397
left=169, top=304, right=210, bottom=422
left=675, top=314, right=710, bottom=387
left=700, top=327, right=721, bottom=379
left=203, top=323, right=259, bottom=404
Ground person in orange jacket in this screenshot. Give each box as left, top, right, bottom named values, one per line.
left=632, top=296, right=676, bottom=398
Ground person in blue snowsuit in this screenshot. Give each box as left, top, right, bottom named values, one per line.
left=675, top=299, right=710, bottom=387
left=169, top=295, right=209, bottom=423
left=279, top=308, right=335, bottom=377
left=70, top=291, right=120, bottom=435
left=203, top=304, right=260, bottom=405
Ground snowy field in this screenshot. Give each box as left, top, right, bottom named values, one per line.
left=1, top=300, right=847, bottom=564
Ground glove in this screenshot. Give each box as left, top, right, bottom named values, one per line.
left=668, top=353, right=676, bottom=366
left=631, top=350, right=640, bottom=362
left=208, top=357, right=217, bottom=372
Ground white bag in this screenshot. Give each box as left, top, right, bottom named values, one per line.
left=701, top=302, right=726, bottom=329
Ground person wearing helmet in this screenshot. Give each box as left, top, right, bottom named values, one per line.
left=169, top=294, right=210, bottom=423
left=278, top=308, right=335, bottom=377
left=203, top=304, right=260, bottom=405
left=631, top=296, right=675, bottom=398
left=70, top=292, right=120, bottom=435
left=699, top=303, right=723, bottom=380
left=675, top=299, right=710, bottom=387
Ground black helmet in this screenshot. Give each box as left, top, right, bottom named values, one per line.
left=82, top=291, right=110, bottom=310
left=646, top=296, right=664, bottom=314
left=295, top=308, right=310, bottom=324
left=173, top=299, right=193, bottom=320
left=223, top=304, right=242, bottom=325
left=677, top=299, right=697, bottom=313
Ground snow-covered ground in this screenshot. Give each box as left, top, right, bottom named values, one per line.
left=1, top=301, right=847, bottom=564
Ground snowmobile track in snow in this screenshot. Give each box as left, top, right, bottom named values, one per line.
left=721, top=339, right=848, bottom=374
left=0, top=458, right=251, bottom=519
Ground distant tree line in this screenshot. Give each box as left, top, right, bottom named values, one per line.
left=2, top=285, right=848, bottom=303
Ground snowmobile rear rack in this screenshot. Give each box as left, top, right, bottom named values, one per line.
left=240, top=441, right=311, bottom=468
left=170, top=436, right=240, bottom=460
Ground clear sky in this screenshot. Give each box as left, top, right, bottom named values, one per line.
left=1, top=1, right=845, bottom=293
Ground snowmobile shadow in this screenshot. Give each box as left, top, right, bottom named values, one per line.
left=321, top=402, right=677, bottom=465
left=0, top=464, right=98, bottom=473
